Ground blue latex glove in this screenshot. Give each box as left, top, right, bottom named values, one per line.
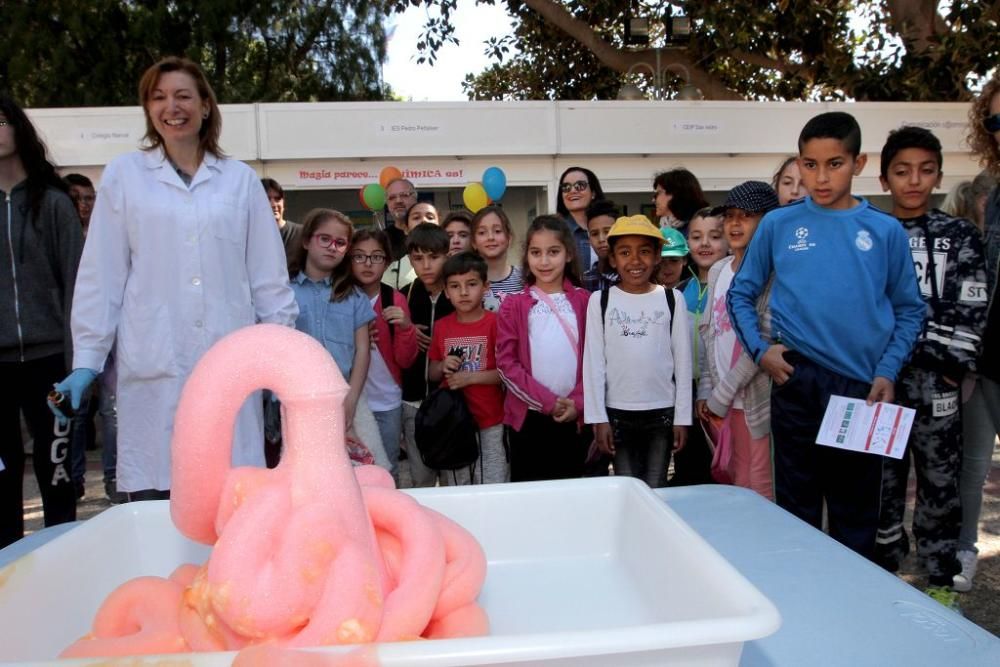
left=49, top=368, right=98, bottom=422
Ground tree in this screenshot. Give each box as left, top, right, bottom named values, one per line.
left=0, top=0, right=390, bottom=107
left=396, top=0, right=1000, bottom=101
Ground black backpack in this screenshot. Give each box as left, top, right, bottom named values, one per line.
left=414, top=387, right=481, bottom=471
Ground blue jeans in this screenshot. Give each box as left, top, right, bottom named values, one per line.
left=959, top=376, right=1000, bottom=553
left=608, top=407, right=674, bottom=488
left=373, top=406, right=402, bottom=483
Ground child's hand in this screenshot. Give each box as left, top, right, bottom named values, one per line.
left=672, top=425, right=688, bottom=452
left=595, top=422, right=614, bottom=455
left=866, top=376, right=894, bottom=405
left=447, top=370, right=473, bottom=389
left=552, top=397, right=577, bottom=423
left=414, top=324, right=431, bottom=351
left=368, top=320, right=380, bottom=348
left=760, top=344, right=794, bottom=384
left=695, top=399, right=711, bottom=421
left=383, top=305, right=411, bottom=329
left=442, top=354, right=463, bottom=375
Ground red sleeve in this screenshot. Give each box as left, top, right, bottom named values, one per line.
left=392, top=290, right=419, bottom=369
left=428, top=318, right=446, bottom=362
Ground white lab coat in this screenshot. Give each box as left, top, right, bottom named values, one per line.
left=72, top=149, right=298, bottom=492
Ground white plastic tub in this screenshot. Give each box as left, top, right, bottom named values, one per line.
left=0, top=477, right=779, bottom=665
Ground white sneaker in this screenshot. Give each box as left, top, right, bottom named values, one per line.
left=953, top=550, right=977, bottom=592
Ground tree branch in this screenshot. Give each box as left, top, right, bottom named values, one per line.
left=520, top=0, right=741, bottom=100
left=884, top=0, right=948, bottom=53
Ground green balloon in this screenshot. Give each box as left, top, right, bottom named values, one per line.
left=363, top=183, right=386, bottom=210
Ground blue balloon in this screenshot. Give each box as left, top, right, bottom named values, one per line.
left=482, top=166, right=507, bottom=201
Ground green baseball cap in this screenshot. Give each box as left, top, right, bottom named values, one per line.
left=660, top=227, right=690, bottom=258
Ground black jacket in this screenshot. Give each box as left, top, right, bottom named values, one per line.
left=900, top=210, right=988, bottom=380
left=980, top=189, right=1000, bottom=380
left=400, top=278, right=454, bottom=402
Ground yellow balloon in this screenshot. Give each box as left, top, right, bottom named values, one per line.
left=463, top=182, right=489, bottom=213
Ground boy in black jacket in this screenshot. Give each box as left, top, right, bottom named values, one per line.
left=400, top=223, right=454, bottom=487
left=876, top=126, right=989, bottom=607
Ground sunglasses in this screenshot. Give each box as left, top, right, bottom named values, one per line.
left=984, top=113, right=1000, bottom=133
left=312, top=234, right=349, bottom=250
left=560, top=179, right=590, bottom=194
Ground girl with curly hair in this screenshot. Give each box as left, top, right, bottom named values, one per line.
left=956, top=73, right=1000, bottom=591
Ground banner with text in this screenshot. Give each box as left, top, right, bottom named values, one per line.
left=292, top=165, right=468, bottom=188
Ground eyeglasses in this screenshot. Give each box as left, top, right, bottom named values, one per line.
left=560, top=180, right=590, bottom=194
left=351, top=252, right=387, bottom=265
left=312, top=234, right=348, bottom=250
left=984, top=113, right=1000, bottom=133
left=387, top=191, right=416, bottom=202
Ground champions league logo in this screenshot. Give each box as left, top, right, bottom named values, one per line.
left=788, top=226, right=815, bottom=252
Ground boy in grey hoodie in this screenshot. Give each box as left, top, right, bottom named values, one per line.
left=0, top=95, right=83, bottom=548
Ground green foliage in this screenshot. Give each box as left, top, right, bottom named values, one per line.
left=0, top=0, right=391, bottom=107
left=397, top=0, right=1000, bottom=101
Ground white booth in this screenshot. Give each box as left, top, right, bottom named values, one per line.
left=29, top=100, right=979, bottom=240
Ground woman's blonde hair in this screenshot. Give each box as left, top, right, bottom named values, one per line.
left=138, top=57, right=224, bottom=158
left=967, top=74, right=1000, bottom=174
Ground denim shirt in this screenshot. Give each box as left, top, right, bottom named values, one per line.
left=564, top=215, right=597, bottom=279
left=291, top=273, right=375, bottom=378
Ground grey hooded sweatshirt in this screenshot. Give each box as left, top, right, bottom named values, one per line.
left=1, top=181, right=83, bottom=364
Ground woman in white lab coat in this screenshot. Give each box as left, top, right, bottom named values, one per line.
left=57, top=57, right=297, bottom=499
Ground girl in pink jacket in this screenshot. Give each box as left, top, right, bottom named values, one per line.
left=497, top=216, right=592, bottom=481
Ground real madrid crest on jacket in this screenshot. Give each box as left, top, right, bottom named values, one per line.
left=876, top=208, right=988, bottom=581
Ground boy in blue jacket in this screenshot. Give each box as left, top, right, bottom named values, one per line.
left=727, top=111, right=926, bottom=560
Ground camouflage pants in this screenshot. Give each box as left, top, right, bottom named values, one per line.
left=876, top=366, right=962, bottom=583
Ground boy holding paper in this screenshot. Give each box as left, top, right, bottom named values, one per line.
left=875, top=126, right=988, bottom=605
left=727, top=112, right=926, bottom=560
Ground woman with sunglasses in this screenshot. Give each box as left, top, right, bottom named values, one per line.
left=955, top=75, right=1000, bottom=591
left=556, top=166, right=606, bottom=279
left=57, top=57, right=297, bottom=501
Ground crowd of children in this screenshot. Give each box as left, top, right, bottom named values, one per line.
left=264, top=106, right=1000, bottom=611
left=9, top=68, right=998, bottom=612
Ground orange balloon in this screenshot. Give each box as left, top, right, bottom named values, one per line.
left=379, top=166, right=403, bottom=189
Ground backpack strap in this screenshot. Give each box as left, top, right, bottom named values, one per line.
left=664, top=286, right=675, bottom=322
left=380, top=283, right=395, bottom=342
left=600, top=287, right=610, bottom=333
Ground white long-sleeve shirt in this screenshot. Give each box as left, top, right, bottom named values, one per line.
left=583, top=285, right=692, bottom=426
left=72, top=148, right=298, bottom=491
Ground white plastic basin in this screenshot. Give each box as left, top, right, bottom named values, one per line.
left=0, top=477, right=780, bottom=665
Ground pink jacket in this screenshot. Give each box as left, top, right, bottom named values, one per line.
left=496, top=280, right=590, bottom=431
left=373, top=288, right=419, bottom=386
